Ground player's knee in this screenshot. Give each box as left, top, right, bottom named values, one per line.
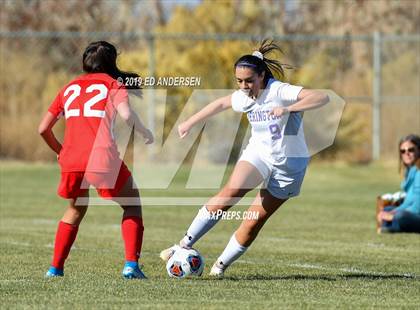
left=65, top=205, right=87, bottom=225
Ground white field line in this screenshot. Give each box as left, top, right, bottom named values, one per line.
left=32, top=219, right=57, bottom=225
left=0, top=279, right=34, bottom=283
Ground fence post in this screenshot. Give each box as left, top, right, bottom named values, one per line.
left=147, top=35, right=156, bottom=158
left=372, top=32, right=382, bottom=160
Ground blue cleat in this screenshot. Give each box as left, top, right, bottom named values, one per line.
left=122, top=261, right=147, bottom=279
left=45, top=266, right=64, bottom=278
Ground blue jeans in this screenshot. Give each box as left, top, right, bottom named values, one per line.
left=382, top=207, right=420, bottom=233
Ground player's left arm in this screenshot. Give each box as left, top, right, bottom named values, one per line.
left=117, top=101, right=154, bottom=144
left=38, top=112, right=62, bottom=155
left=270, top=89, right=329, bottom=117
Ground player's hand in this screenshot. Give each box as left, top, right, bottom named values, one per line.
left=142, top=129, right=154, bottom=144
left=269, top=107, right=289, bottom=117
left=56, top=149, right=62, bottom=161
left=178, top=121, right=191, bottom=139
left=378, top=211, right=394, bottom=222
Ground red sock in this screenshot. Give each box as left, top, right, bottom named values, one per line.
left=121, top=216, right=144, bottom=262
left=51, top=221, right=79, bottom=269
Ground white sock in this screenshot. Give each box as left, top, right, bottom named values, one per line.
left=216, top=233, right=248, bottom=269
left=180, top=206, right=221, bottom=248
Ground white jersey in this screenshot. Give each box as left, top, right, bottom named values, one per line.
left=231, top=78, right=309, bottom=172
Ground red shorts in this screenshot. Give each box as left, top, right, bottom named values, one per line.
left=58, top=163, right=132, bottom=199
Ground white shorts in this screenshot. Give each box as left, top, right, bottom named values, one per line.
left=238, top=145, right=309, bottom=199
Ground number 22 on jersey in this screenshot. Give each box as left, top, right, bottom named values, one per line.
left=63, top=83, right=108, bottom=119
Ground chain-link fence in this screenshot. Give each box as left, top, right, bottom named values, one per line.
left=0, top=31, right=419, bottom=162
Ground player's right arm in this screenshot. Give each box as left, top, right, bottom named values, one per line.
left=178, top=95, right=231, bottom=138
left=38, top=112, right=62, bottom=155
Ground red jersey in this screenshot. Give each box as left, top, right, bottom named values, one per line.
left=48, top=73, right=128, bottom=172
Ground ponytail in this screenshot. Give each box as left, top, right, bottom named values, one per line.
left=234, top=39, right=292, bottom=85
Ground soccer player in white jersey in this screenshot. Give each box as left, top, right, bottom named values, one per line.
left=160, top=39, right=329, bottom=277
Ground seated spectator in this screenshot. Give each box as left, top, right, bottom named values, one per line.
left=377, top=134, right=420, bottom=233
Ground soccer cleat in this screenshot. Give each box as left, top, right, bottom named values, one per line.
left=159, top=244, right=181, bottom=262
left=45, top=266, right=64, bottom=278
left=122, top=263, right=147, bottom=279
left=209, top=262, right=225, bottom=278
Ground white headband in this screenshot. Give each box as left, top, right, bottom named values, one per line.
left=252, top=51, right=263, bottom=60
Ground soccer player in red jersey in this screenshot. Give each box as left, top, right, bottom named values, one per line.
left=38, top=41, right=153, bottom=279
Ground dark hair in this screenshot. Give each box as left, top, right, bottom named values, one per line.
left=82, top=41, right=140, bottom=91
left=398, top=134, right=420, bottom=174
left=234, top=39, right=292, bottom=86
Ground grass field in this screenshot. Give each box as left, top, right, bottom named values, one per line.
left=1, top=161, right=419, bottom=309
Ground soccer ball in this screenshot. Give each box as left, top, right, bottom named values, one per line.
left=166, top=247, right=204, bottom=278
